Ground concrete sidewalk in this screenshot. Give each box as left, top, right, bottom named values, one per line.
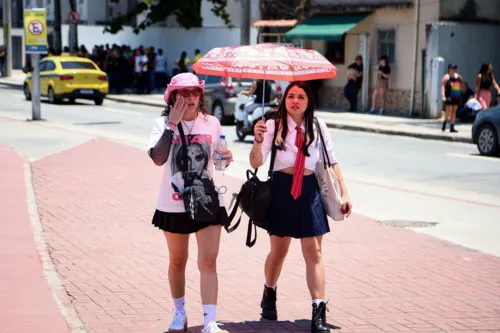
left=0, top=74, right=473, bottom=144
left=3, top=137, right=499, bottom=332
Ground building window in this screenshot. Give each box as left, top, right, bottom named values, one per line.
left=377, top=29, right=396, bottom=63
left=325, top=37, right=345, bottom=65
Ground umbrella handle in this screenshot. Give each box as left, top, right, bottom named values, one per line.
left=261, top=78, right=265, bottom=121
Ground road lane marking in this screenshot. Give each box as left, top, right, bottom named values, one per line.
left=447, top=152, right=500, bottom=162
left=102, top=107, right=143, bottom=116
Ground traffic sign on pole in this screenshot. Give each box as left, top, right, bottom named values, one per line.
left=24, top=8, right=48, bottom=54
left=68, top=10, right=80, bottom=24
left=24, top=8, right=47, bottom=121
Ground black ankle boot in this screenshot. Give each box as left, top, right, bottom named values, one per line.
left=311, top=302, right=330, bottom=332
left=442, top=121, right=447, bottom=132
left=450, top=124, right=458, bottom=133
left=260, top=286, right=277, bottom=320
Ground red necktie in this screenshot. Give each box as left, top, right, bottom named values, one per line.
left=291, top=126, right=306, bottom=200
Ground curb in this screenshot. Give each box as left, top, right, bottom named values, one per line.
left=324, top=122, right=473, bottom=144
left=105, top=95, right=165, bottom=108
left=0, top=80, right=23, bottom=88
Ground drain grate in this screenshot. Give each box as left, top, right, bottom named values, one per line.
left=377, top=220, right=439, bottom=228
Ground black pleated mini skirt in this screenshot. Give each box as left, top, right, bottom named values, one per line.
left=152, top=207, right=229, bottom=234
left=268, top=172, right=330, bottom=239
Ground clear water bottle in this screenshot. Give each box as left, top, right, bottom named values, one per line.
left=215, top=135, right=227, bottom=171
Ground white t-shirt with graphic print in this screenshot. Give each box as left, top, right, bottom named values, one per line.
left=148, top=114, right=225, bottom=213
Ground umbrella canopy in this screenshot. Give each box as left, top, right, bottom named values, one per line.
left=192, top=43, right=337, bottom=81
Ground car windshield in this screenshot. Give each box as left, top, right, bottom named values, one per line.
left=60, top=61, right=97, bottom=70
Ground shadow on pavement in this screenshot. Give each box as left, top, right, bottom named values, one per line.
left=185, top=319, right=341, bottom=332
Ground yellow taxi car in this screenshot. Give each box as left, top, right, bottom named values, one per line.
left=23, top=56, right=108, bottom=105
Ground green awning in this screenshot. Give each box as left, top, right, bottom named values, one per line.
left=283, top=13, right=370, bottom=42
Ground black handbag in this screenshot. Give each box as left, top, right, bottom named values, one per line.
left=228, top=120, right=279, bottom=247
left=172, top=124, right=220, bottom=223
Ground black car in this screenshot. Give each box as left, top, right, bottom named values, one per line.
left=472, top=105, right=500, bottom=156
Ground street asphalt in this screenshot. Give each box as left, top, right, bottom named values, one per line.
left=1, top=84, right=499, bottom=256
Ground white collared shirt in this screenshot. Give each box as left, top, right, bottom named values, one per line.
left=261, top=115, right=337, bottom=171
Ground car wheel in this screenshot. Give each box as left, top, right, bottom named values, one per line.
left=48, top=87, right=59, bottom=104
left=212, top=102, right=224, bottom=122
left=236, top=121, right=246, bottom=141
left=23, top=84, right=32, bottom=101
left=476, top=124, right=499, bottom=156
left=94, top=98, right=104, bottom=106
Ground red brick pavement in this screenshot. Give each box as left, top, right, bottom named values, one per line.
left=28, top=138, right=500, bottom=333
left=0, top=145, right=70, bottom=333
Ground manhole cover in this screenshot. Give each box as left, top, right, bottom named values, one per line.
left=377, top=220, right=439, bottom=228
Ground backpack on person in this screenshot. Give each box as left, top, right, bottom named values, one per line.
left=227, top=119, right=279, bottom=247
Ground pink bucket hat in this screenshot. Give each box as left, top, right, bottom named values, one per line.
left=164, top=73, right=205, bottom=104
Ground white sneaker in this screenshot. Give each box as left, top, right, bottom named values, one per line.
left=201, top=321, right=229, bottom=333
left=168, top=310, right=187, bottom=332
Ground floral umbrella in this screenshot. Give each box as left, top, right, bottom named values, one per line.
left=191, top=43, right=337, bottom=82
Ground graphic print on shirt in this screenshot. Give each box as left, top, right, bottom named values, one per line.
left=450, top=81, right=461, bottom=99
left=170, top=134, right=213, bottom=192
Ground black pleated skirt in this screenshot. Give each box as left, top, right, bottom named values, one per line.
left=268, top=172, right=330, bottom=239
left=152, top=207, right=229, bottom=234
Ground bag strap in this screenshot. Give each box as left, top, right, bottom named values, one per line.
left=267, top=119, right=280, bottom=178
left=314, top=117, right=331, bottom=168
left=254, top=118, right=279, bottom=178
left=246, top=219, right=257, bottom=248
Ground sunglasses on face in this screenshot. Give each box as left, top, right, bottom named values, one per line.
left=177, top=89, right=201, bottom=98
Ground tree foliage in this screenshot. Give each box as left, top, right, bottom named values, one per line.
left=105, top=0, right=232, bottom=34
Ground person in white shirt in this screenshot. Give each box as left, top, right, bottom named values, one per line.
left=249, top=81, right=352, bottom=332
left=148, top=73, right=233, bottom=333
left=155, top=48, right=168, bottom=89
left=134, top=48, right=148, bottom=94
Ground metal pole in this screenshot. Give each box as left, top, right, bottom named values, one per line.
left=360, top=32, right=370, bottom=112
left=54, top=0, right=62, bottom=54
left=31, top=54, right=41, bottom=120
left=2, top=0, right=12, bottom=77
left=240, top=0, right=251, bottom=45
left=409, top=0, right=420, bottom=116
left=68, top=0, right=78, bottom=53
left=31, top=1, right=44, bottom=121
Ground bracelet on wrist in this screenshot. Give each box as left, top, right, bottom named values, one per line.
left=167, top=121, right=177, bottom=128
left=254, top=137, right=263, bottom=144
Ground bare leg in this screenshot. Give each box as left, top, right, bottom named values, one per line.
left=444, top=104, right=452, bottom=121
left=380, top=88, right=387, bottom=109
left=164, top=232, right=190, bottom=299
left=301, top=236, right=325, bottom=300
left=196, top=225, right=222, bottom=304
left=264, top=236, right=292, bottom=286
left=371, top=88, right=379, bottom=110
left=450, top=105, right=458, bottom=125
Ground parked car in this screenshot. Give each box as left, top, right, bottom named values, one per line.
left=472, top=105, right=500, bottom=156
left=198, top=75, right=282, bottom=125
left=23, top=56, right=109, bottom=105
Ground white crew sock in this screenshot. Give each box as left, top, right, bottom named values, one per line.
left=203, top=304, right=217, bottom=328
left=265, top=283, right=277, bottom=291
left=173, top=296, right=185, bottom=314
left=312, top=299, right=325, bottom=307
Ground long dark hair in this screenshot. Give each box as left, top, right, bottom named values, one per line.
left=160, top=88, right=208, bottom=117
left=479, top=63, right=492, bottom=81
left=274, top=81, right=315, bottom=157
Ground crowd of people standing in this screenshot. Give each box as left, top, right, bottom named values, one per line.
left=43, top=44, right=202, bottom=94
